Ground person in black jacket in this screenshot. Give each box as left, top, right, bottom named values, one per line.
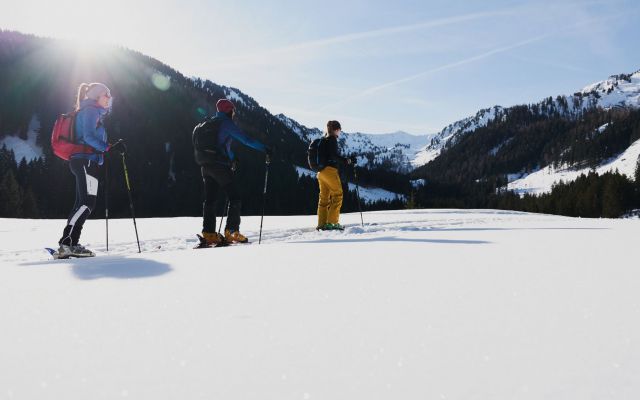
left=193, top=98, right=271, bottom=245
left=316, top=120, right=352, bottom=230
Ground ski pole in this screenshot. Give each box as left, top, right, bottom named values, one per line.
left=121, top=152, right=141, bottom=253
left=105, top=153, right=109, bottom=252
left=352, top=164, right=364, bottom=227
left=258, top=155, right=270, bottom=244
left=218, top=198, right=229, bottom=235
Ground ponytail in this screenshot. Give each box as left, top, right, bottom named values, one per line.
left=75, top=83, right=91, bottom=111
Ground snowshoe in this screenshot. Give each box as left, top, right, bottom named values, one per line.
left=46, top=244, right=96, bottom=259
left=194, top=233, right=229, bottom=249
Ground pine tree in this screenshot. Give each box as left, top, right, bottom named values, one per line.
left=20, top=186, right=39, bottom=217
left=0, top=170, right=22, bottom=217
left=635, top=155, right=640, bottom=187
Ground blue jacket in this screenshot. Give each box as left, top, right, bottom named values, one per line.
left=71, top=99, right=109, bottom=165
left=215, top=112, right=266, bottom=161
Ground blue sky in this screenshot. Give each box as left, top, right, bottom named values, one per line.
left=2, top=0, right=639, bottom=134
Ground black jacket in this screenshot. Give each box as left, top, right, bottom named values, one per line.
left=324, top=136, right=348, bottom=169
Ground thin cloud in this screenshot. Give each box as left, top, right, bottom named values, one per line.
left=320, top=35, right=551, bottom=111
left=208, top=10, right=515, bottom=69
left=275, top=10, right=514, bottom=53
left=321, top=13, right=626, bottom=111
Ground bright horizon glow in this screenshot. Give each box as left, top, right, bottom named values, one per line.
left=1, top=0, right=639, bottom=134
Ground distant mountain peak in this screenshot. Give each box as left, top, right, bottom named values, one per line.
left=416, top=69, right=640, bottom=168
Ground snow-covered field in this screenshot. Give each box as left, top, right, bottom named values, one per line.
left=1, top=209, right=639, bottom=399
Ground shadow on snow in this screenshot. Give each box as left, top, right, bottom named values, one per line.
left=291, top=236, right=491, bottom=245
left=21, top=256, right=172, bottom=280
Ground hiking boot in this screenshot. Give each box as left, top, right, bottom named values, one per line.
left=71, top=244, right=96, bottom=257
left=225, top=229, right=249, bottom=243
left=202, top=232, right=225, bottom=246
left=57, top=244, right=74, bottom=259
left=327, top=223, right=345, bottom=231
left=58, top=244, right=95, bottom=258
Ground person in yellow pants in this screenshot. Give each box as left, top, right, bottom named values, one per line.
left=317, top=120, right=353, bottom=231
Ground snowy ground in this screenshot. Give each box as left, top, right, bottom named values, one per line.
left=1, top=209, right=639, bottom=399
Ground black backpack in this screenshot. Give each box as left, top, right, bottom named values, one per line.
left=192, top=117, right=225, bottom=166
left=307, top=137, right=327, bottom=171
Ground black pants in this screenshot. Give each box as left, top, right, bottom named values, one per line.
left=59, top=158, right=99, bottom=245
left=202, top=164, right=241, bottom=233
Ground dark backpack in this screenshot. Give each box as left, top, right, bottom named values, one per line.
left=192, top=116, right=224, bottom=166
left=307, top=137, right=327, bottom=171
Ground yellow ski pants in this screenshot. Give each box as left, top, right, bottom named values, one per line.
left=317, top=166, right=343, bottom=226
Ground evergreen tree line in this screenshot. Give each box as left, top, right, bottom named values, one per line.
left=413, top=162, right=640, bottom=218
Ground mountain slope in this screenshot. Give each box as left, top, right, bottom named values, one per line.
left=419, top=71, right=640, bottom=169
left=0, top=30, right=411, bottom=218
left=414, top=70, right=640, bottom=193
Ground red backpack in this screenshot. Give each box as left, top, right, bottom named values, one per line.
left=51, top=111, right=94, bottom=160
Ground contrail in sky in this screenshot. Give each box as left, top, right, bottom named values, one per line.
left=321, top=14, right=625, bottom=111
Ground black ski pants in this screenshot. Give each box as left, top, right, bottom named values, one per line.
left=202, top=164, right=241, bottom=233
left=59, top=158, right=99, bottom=245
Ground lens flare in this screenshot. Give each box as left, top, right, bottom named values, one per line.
left=151, top=72, right=171, bottom=91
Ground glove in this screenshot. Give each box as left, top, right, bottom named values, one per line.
left=108, top=139, right=127, bottom=155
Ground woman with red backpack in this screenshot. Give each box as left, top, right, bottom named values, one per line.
left=57, top=82, right=125, bottom=258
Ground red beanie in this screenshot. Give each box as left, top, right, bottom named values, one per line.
left=216, top=99, right=235, bottom=114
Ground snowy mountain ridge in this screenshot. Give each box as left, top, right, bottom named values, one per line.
left=417, top=69, right=640, bottom=167
left=276, top=114, right=434, bottom=173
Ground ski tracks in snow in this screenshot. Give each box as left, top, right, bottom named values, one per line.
left=0, top=210, right=570, bottom=263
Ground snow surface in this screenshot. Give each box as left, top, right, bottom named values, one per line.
left=596, top=123, right=610, bottom=135
left=224, top=88, right=247, bottom=107
left=295, top=166, right=405, bottom=204
left=1, top=210, right=639, bottom=399
left=508, top=137, right=640, bottom=195
left=580, top=71, right=640, bottom=109
left=0, top=115, right=43, bottom=162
